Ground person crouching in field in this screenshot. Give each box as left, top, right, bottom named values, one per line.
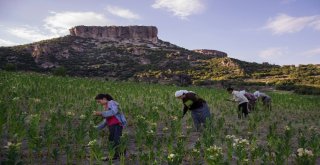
left=93, top=94, right=127, bottom=160
left=254, top=91, right=272, bottom=111
left=240, top=90, right=257, bottom=112
left=175, top=90, right=211, bottom=131
left=227, top=88, right=249, bottom=119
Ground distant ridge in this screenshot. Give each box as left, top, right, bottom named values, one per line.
left=0, top=25, right=319, bottom=89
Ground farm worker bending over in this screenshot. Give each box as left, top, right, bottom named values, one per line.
left=93, top=93, right=127, bottom=161
left=240, top=90, right=257, bottom=112
left=175, top=90, right=211, bottom=131
left=227, top=88, right=249, bottom=119
left=254, top=91, right=272, bottom=111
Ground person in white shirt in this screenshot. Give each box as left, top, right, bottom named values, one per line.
left=227, top=87, right=249, bottom=119
left=254, top=91, right=272, bottom=111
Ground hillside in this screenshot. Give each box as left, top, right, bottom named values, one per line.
left=0, top=26, right=319, bottom=89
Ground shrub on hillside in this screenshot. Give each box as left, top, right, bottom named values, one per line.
left=275, top=80, right=296, bottom=91
left=3, top=63, right=17, bottom=71
left=52, top=66, right=67, bottom=76
left=192, top=80, right=215, bottom=86
left=294, top=85, right=320, bottom=95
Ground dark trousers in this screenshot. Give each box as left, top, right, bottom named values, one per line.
left=108, top=124, right=123, bottom=157
left=248, top=101, right=256, bottom=111
left=238, top=102, right=249, bottom=119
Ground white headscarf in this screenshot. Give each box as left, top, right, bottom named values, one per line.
left=254, top=91, right=260, bottom=98
left=175, top=90, right=189, bottom=97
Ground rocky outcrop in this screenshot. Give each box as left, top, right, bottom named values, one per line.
left=69, top=26, right=158, bottom=43
left=30, top=44, right=70, bottom=68
left=221, top=58, right=238, bottom=67
left=2, top=25, right=262, bottom=85
left=193, top=49, right=227, bottom=58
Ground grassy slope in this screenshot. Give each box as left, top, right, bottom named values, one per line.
left=1, top=71, right=320, bottom=164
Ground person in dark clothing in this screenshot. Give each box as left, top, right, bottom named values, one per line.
left=254, top=91, right=272, bottom=111
left=240, top=90, right=257, bottom=112
left=175, top=90, right=211, bottom=131
left=94, top=94, right=127, bottom=161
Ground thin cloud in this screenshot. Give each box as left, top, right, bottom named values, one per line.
left=44, top=11, right=111, bottom=35
left=280, top=0, right=296, bottom=4
left=0, top=38, right=17, bottom=46
left=5, top=11, right=112, bottom=43
left=106, top=6, right=140, bottom=20
left=264, top=14, right=320, bottom=35
left=152, top=0, right=205, bottom=19
left=302, top=47, right=320, bottom=57
left=310, top=19, right=320, bottom=31
left=258, top=47, right=288, bottom=59
left=7, top=26, right=56, bottom=42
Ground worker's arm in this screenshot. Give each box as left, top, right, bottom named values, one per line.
left=101, top=101, right=119, bottom=117
left=95, top=120, right=107, bottom=130
left=182, top=105, right=188, bottom=118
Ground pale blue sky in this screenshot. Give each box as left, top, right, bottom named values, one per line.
left=0, top=0, right=319, bottom=65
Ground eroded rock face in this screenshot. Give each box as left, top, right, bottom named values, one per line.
left=30, top=44, right=69, bottom=68
left=69, top=26, right=158, bottom=43
left=193, top=49, right=227, bottom=58
left=221, top=58, right=237, bottom=67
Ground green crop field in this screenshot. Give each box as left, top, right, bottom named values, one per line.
left=1, top=71, right=320, bottom=164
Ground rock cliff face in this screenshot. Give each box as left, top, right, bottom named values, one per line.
left=69, top=26, right=158, bottom=43
left=193, top=49, right=227, bottom=58
left=3, top=25, right=273, bottom=85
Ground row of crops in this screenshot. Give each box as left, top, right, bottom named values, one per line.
left=1, top=71, right=319, bottom=164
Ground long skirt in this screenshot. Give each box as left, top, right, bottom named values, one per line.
left=191, top=103, right=211, bottom=131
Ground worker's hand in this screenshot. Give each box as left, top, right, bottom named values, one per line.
left=93, top=111, right=102, bottom=116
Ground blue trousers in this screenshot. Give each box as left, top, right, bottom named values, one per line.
left=191, top=103, right=211, bottom=131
